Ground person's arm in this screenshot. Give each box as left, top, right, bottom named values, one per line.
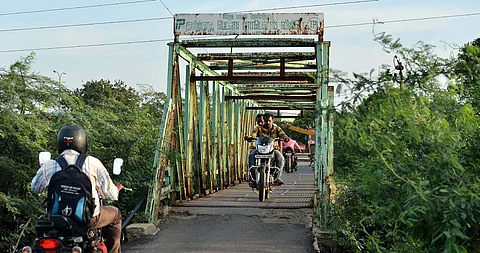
left=91, top=156, right=119, bottom=201
left=31, top=160, right=55, bottom=194
left=276, top=126, right=288, bottom=140
left=294, top=141, right=302, bottom=151
left=251, top=125, right=260, bottom=138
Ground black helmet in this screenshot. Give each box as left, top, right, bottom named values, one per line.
left=57, top=125, right=88, bottom=154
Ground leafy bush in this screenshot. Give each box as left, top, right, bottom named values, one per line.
left=330, top=35, right=480, bottom=252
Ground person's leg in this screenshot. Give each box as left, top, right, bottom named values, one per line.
left=273, top=150, right=284, bottom=184
left=248, top=150, right=256, bottom=187
left=248, top=150, right=255, bottom=167
left=88, top=206, right=122, bottom=253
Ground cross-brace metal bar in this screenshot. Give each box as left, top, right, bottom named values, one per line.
left=246, top=106, right=315, bottom=110
left=225, top=95, right=316, bottom=101
left=191, top=75, right=315, bottom=82
left=180, top=38, right=316, bottom=48
left=197, top=52, right=316, bottom=61
left=209, top=62, right=317, bottom=70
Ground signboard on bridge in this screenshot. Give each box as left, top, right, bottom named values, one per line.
left=174, top=13, right=324, bottom=36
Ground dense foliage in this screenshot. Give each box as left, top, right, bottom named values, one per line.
left=330, top=34, right=480, bottom=252
left=0, top=54, right=165, bottom=252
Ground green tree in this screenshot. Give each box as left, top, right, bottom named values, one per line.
left=0, top=55, right=166, bottom=251
left=454, top=38, right=480, bottom=110
left=330, top=35, right=480, bottom=252
left=0, top=54, right=68, bottom=252
left=73, top=79, right=166, bottom=222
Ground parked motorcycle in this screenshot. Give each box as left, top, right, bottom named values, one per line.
left=22, top=153, right=129, bottom=253
left=282, top=146, right=296, bottom=173
left=246, top=136, right=282, bottom=202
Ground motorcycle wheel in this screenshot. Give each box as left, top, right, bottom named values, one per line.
left=288, top=158, right=293, bottom=173
left=265, top=173, right=272, bottom=200
left=259, top=167, right=266, bottom=202
left=284, top=157, right=290, bottom=173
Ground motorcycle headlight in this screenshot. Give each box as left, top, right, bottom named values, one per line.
left=257, top=145, right=270, bottom=154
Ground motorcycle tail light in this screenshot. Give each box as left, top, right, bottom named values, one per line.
left=72, top=246, right=82, bottom=253
left=39, top=238, right=61, bottom=249
left=21, top=246, right=32, bottom=253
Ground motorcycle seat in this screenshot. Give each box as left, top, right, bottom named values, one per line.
left=35, top=214, right=88, bottom=236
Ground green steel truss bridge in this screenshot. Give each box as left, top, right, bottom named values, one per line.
left=146, top=12, right=334, bottom=228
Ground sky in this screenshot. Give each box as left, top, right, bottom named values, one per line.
left=1, top=0, right=479, bottom=96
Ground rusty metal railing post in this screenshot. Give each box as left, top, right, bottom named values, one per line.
left=314, top=41, right=331, bottom=228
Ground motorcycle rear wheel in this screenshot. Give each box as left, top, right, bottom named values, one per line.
left=284, top=158, right=290, bottom=173
left=288, top=158, right=293, bottom=173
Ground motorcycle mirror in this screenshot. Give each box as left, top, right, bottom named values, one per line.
left=39, top=152, right=51, bottom=166
left=113, top=158, right=123, bottom=175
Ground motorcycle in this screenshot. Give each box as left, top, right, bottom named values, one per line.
left=246, top=136, right=282, bottom=202
left=282, top=146, right=296, bottom=173
left=22, top=153, right=129, bottom=253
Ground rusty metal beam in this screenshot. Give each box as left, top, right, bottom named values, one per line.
left=227, top=59, right=234, bottom=76
left=246, top=106, right=315, bottom=110
left=233, top=81, right=313, bottom=85
left=221, top=71, right=315, bottom=76
left=242, top=90, right=314, bottom=93
left=197, top=52, right=316, bottom=61
left=241, top=92, right=315, bottom=97
left=239, top=90, right=316, bottom=94
left=175, top=44, right=239, bottom=93
left=256, top=103, right=315, bottom=107
left=271, top=115, right=310, bottom=118
left=239, top=88, right=316, bottom=96
left=235, top=83, right=318, bottom=88
left=225, top=95, right=316, bottom=101
left=210, top=60, right=316, bottom=70
left=207, top=58, right=311, bottom=66
left=180, top=38, right=316, bottom=48
left=191, top=75, right=315, bottom=82
left=239, top=89, right=315, bottom=92
left=210, top=63, right=317, bottom=70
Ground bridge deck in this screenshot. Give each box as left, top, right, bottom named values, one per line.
left=174, top=158, right=314, bottom=209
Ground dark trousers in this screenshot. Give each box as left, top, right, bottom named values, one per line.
left=89, top=206, right=122, bottom=253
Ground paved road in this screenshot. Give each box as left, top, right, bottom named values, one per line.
left=123, top=158, right=317, bottom=253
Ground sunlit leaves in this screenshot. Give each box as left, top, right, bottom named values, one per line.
left=330, top=36, right=480, bottom=252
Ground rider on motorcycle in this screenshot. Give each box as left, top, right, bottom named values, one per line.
left=282, top=138, right=303, bottom=170
left=31, top=125, right=124, bottom=253
left=255, top=113, right=264, bottom=127
left=246, top=113, right=289, bottom=186
left=247, top=113, right=265, bottom=178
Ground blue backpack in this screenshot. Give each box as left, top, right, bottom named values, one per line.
left=46, top=154, right=95, bottom=225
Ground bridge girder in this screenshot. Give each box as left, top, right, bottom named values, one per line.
left=147, top=13, right=333, bottom=228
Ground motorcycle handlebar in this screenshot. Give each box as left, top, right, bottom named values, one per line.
left=244, top=136, right=256, bottom=142
left=122, top=187, right=133, bottom=192
left=244, top=137, right=287, bottom=142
